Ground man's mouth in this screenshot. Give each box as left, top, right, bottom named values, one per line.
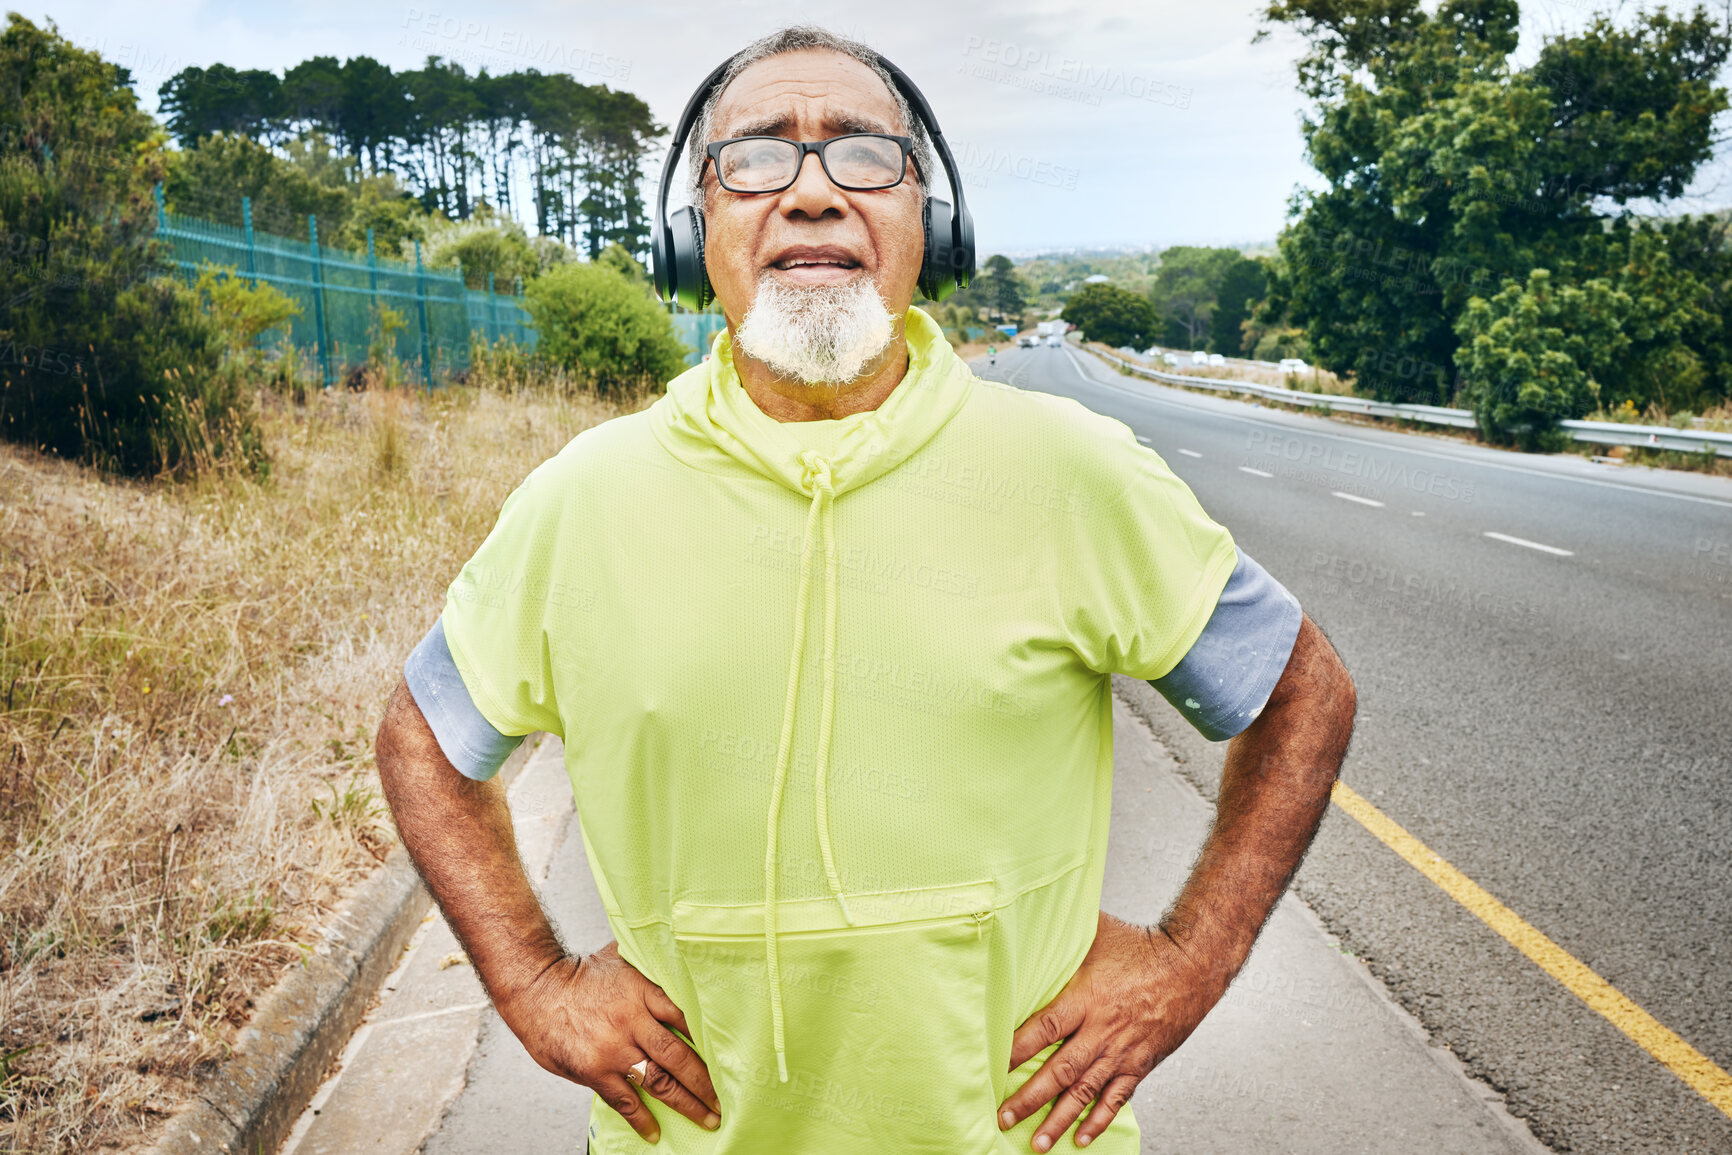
left=767, top=246, right=864, bottom=284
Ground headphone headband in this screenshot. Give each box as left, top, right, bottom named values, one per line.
left=651, top=47, right=975, bottom=310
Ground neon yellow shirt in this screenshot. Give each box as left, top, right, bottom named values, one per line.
left=441, top=306, right=1239, bottom=1153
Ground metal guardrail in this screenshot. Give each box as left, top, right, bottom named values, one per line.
left=1084, top=346, right=1732, bottom=458
left=1554, top=418, right=1732, bottom=457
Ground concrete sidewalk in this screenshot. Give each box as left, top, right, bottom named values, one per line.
left=280, top=696, right=1548, bottom=1154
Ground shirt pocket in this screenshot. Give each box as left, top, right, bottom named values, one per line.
left=671, top=879, right=999, bottom=1154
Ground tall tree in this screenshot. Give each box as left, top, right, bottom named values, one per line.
left=976, top=254, right=1031, bottom=320
left=280, top=56, right=344, bottom=143
left=159, top=64, right=280, bottom=143
left=338, top=56, right=404, bottom=175
left=156, top=52, right=665, bottom=252
left=1262, top=0, right=1731, bottom=416
left=1150, top=246, right=1239, bottom=349
left=573, top=87, right=658, bottom=259
left=1208, top=257, right=1269, bottom=356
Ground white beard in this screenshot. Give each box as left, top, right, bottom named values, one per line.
left=734, top=274, right=897, bottom=387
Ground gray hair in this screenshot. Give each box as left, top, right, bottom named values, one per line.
left=682, top=25, right=936, bottom=209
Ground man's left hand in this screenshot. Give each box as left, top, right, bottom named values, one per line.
left=997, top=910, right=1222, bottom=1151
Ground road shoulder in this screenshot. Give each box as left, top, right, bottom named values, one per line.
left=276, top=736, right=576, bottom=1155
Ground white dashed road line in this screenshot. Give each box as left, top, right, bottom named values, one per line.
left=1136, top=435, right=1151, bottom=445
left=1178, top=449, right=1202, bottom=458
left=1483, top=531, right=1574, bottom=557
left=1332, top=491, right=1386, bottom=507
left=1239, top=466, right=1274, bottom=478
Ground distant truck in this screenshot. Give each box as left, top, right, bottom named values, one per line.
left=1036, top=320, right=1067, bottom=338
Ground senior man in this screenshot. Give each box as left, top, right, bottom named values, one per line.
left=376, top=25, right=1355, bottom=1155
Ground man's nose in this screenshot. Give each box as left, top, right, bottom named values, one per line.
left=777, top=148, right=848, bottom=217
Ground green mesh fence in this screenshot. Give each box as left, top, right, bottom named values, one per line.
left=668, top=312, right=730, bottom=367
left=151, top=183, right=536, bottom=387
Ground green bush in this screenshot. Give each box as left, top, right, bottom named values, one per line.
left=192, top=262, right=302, bottom=356
left=0, top=14, right=264, bottom=477
left=416, top=206, right=542, bottom=289
left=1455, top=270, right=1628, bottom=449
left=522, top=261, right=687, bottom=394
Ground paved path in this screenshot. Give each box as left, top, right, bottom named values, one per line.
left=282, top=701, right=1544, bottom=1154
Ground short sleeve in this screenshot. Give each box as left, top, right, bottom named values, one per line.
left=1150, top=550, right=1303, bottom=742
left=437, top=466, right=569, bottom=741
left=1062, top=428, right=1240, bottom=681
left=403, top=618, right=526, bottom=780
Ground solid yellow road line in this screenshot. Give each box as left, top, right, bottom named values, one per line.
left=1330, top=780, right=1732, bottom=1120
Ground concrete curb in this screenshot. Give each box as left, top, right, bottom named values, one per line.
left=145, top=735, right=544, bottom=1155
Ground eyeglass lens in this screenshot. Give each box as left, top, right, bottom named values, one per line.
left=716, top=135, right=905, bottom=192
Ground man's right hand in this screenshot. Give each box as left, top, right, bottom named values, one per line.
left=374, top=682, right=720, bottom=1145
left=496, top=941, right=722, bottom=1145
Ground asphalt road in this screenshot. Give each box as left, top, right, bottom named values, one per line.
left=979, top=342, right=1732, bottom=1154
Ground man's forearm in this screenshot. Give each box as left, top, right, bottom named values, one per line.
left=1154, top=614, right=1356, bottom=993
left=375, top=679, right=564, bottom=1005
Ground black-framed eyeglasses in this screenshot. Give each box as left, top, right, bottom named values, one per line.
left=703, top=133, right=916, bottom=194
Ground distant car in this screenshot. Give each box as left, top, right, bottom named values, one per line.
left=1207, top=353, right=1225, bottom=367
left=1162, top=352, right=1180, bottom=366
left=1278, top=357, right=1310, bottom=374
left=1046, top=335, right=1061, bottom=347
left=1119, top=346, right=1139, bottom=356
left=1191, top=350, right=1209, bottom=365
left=1018, top=335, right=1035, bottom=348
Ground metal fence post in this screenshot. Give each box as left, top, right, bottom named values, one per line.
left=309, top=214, right=333, bottom=388
left=487, top=271, right=499, bottom=347
left=242, top=196, right=257, bottom=287
left=153, top=181, right=165, bottom=230
left=414, top=239, right=434, bottom=390
left=366, top=228, right=379, bottom=361
left=366, top=228, right=379, bottom=300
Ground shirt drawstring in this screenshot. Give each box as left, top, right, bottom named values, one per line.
left=762, top=450, right=853, bottom=1084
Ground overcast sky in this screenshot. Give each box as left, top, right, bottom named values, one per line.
left=27, top=0, right=1731, bottom=255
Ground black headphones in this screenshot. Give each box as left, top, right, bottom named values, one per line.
left=651, top=50, right=976, bottom=311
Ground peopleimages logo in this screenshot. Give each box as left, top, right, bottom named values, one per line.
left=954, top=141, right=1080, bottom=191
left=959, top=37, right=1193, bottom=109
left=1246, top=429, right=1477, bottom=503
left=0, top=339, right=84, bottom=377
left=400, top=8, right=632, bottom=80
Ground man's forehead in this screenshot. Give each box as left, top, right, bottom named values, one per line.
left=714, top=49, right=901, bottom=137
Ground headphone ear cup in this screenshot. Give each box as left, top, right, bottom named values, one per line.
left=920, top=197, right=957, bottom=303
left=667, top=205, right=710, bottom=313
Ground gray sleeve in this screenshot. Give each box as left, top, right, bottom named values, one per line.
left=403, top=617, right=526, bottom=781
left=1150, top=550, right=1303, bottom=742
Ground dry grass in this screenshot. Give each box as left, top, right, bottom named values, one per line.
left=0, top=378, right=634, bottom=1152
left=1586, top=397, right=1732, bottom=433
left=1575, top=399, right=1732, bottom=476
